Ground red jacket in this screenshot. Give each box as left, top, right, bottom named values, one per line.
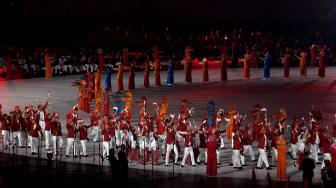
left=45, top=117, right=51, bottom=131
left=78, top=126, right=89, bottom=140
left=165, top=126, right=176, bottom=145
left=232, top=134, right=242, bottom=150
left=102, top=128, right=111, bottom=142
left=310, top=129, right=318, bottom=145
left=183, top=134, right=194, bottom=147
left=66, top=123, right=76, bottom=138
left=30, top=124, right=41, bottom=138
left=51, top=121, right=62, bottom=136
left=10, top=116, right=22, bottom=131
left=258, top=134, right=267, bottom=149
left=35, top=102, right=48, bottom=123
left=332, top=123, right=336, bottom=138
left=178, top=119, right=188, bottom=132
left=290, top=129, right=298, bottom=144
left=271, top=132, right=279, bottom=148
left=0, top=117, right=10, bottom=131
left=242, top=128, right=252, bottom=145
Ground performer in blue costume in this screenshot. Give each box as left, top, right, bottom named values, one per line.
left=104, top=66, right=112, bottom=91
left=263, top=49, right=271, bottom=79
left=166, top=55, right=175, bottom=85
left=206, top=100, right=216, bottom=127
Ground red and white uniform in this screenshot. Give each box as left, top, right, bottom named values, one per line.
left=206, top=131, right=218, bottom=176
left=51, top=120, right=63, bottom=154
left=232, top=133, right=243, bottom=168
left=289, top=127, right=298, bottom=159
left=30, top=122, right=41, bottom=154
left=165, top=126, right=178, bottom=165
left=242, top=126, right=255, bottom=161
left=66, top=122, right=77, bottom=156
left=310, top=128, right=320, bottom=163
left=90, top=111, right=100, bottom=142
left=257, top=133, right=270, bottom=168
left=181, top=132, right=196, bottom=166
left=1, top=115, right=10, bottom=147
left=101, top=126, right=111, bottom=157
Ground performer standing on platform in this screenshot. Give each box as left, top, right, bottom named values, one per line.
left=184, top=46, right=193, bottom=83
left=44, top=48, right=53, bottom=79
left=262, top=49, right=271, bottom=80
left=200, top=57, right=209, bottom=82
left=166, top=55, right=175, bottom=85
left=220, top=46, right=228, bottom=81
left=153, top=46, right=161, bottom=86
left=310, top=44, right=317, bottom=67
left=104, top=66, right=113, bottom=91
left=144, top=57, right=150, bottom=88
left=282, top=48, right=291, bottom=79
left=206, top=127, right=219, bottom=177
left=116, top=63, right=124, bottom=92
left=318, top=46, right=326, bottom=78
left=296, top=49, right=307, bottom=78
left=128, top=60, right=135, bottom=90
left=241, top=49, right=251, bottom=80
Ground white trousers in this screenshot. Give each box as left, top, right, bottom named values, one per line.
left=181, top=146, right=195, bottom=166
left=11, top=131, right=23, bottom=147
left=197, top=148, right=207, bottom=163
left=289, top=143, right=297, bottom=159
left=115, top=130, right=121, bottom=146
left=165, top=144, right=178, bottom=165
left=28, top=135, right=32, bottom=147
left=102, top=141, right=110, bottom=157
left=80, top=140, right=87, bottom=156
left=158, top=135, right=166, bottom=154
left=31, top=137, right=39, bottom=153
left=66, top=138, right=76, bottom=156
left=243, top=145, right=256, bottom=161
left=109, top=136, right=116, bottom=149
left=257, top=148, right=269, bottom=168
left=220, top=135, right=225, bottom=148
left=310, top=144, right=319, bottom=163
left=321, top=153, right=331, bottom=169
left=92, top=126, right=100, bottom=142
left=233, top=150, right=242, bottom=167
left=2, top=130, right=9, bottom=146
left=52, top=136, right=63, bottom=154
left=45, top=130, right=51, bottom=150
left=271, top=147, right=278, bottom=165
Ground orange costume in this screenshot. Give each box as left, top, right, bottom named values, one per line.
left=159, top=96, right=168, bottom=116
left=116, top=64, right=124, bottom=92
left=226, top=109, right=238, bottom=140
left=95, top=88, right=103, bottom=114
left=95, top=71, right=102, bottom=95
left=297, top=51, right=307, bottom=77
left=121, top=91, right=133, bottom=121
left=153, top=47, right=161, bottom=86
left=200, top=58, right=209, bottom=82
left=78, top=80, right=86, bottom=111
left=242, top=53, right=251, bottom=79
left=44, top=49, right=53, bottom=79
left=276, top=137, right=288, bottom=180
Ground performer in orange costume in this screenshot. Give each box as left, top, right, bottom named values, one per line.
left=241, top=49, right=251, bottom=79
left=184, top=46, right=193, bottom=83
left=44, top=48, right=53, bottom=79
left=116, top=63, right=124, bottom=92
left=276, top=136, right=288, bottom=180
left=296, top=50, right=307, bottom=78
left=153, top=46, right=161, bottom=86
left=199, top=57, right=209, bottom=82
left=78, top=80, right=86, bottom=111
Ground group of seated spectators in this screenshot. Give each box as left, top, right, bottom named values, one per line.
left=0, top=26, right=336, bottom=80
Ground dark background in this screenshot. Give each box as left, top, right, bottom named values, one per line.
left=0, top=0, right=336, bottom=45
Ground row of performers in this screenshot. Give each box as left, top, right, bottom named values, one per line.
left=1, top=101, right=336, bottom=176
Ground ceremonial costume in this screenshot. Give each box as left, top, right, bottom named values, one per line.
left=318, top=48, right=326, bottom=78
left=44, top=49, right=53, bottom=79
left=282, top=53, right=290, bottom=78
left=232, top=132, right=243, bottom=168
left=206, top=128, right=218, bottom=176
left=144, top=61, right=150, bottom=88
left=1, top=114, right=10, bottom=148
left=310, top=44, right=317, bottom=67
left=220, top=50, right=228, bottom=81
left=78, top=122, right=89, bottom=156
left=242, top=52, right=251, bottom=79
left=166, top=58, right=174, bottom=85
left=116, top=64, right=124, bottom=92
left=200, top=58, right=209, bottom=82
left=153, top=47, right=161, bottom=86
left=128, top=62, right=135, bottom=90
left=263, top=52, right=271, bottom=79
left=184, top=46, right=193, bottom=83
left=297, top=51, right=307, bottom=77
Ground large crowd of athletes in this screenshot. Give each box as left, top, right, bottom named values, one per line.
left=1, top=96, right=336, bottom=179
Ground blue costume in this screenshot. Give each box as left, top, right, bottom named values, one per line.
left=263, top=52, right=271, bottom=79
left=111, top=93, right=124, bottom=116
left=207, top=101, right=216, bottom=126
left=166, top=59, right=174, bottom=85
left=104, top=67, right=112, bottom=91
